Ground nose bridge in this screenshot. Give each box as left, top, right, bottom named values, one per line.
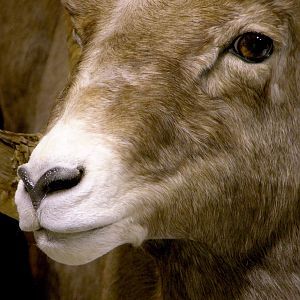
left=17, top=122, right=88, bottom=209
left=31, top=120, right=89, bottom=168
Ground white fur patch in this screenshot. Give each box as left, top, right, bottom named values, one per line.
left=34, top=218, right=147, bottom=265
left=15, top=181, right=40, bottom=231
left=15, top=120, right=147, bottom=264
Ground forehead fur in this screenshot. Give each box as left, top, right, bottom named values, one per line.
left=74, top=0, right=299, bottom=44
left=62, top=0, right=300, bottom=17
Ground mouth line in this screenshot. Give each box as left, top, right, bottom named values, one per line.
left=36, top=224, right=111, bottom=236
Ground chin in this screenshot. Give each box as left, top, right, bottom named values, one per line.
left=34, top=220, right=147, bottom=266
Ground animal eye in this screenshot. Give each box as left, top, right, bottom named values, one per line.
left=229, top=32, right=273, bottom=63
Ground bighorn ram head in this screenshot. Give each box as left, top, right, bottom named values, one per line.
left=15, top=0, right=300, bottom=266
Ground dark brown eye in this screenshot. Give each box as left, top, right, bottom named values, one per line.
left=230, top=32, right=273, bottom=63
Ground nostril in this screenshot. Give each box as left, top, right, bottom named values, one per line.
left=43, top=166, right=84, bottom=194
left=36, top=166, right=84, bottom=196
left=17, top=166, right=84, bottom=209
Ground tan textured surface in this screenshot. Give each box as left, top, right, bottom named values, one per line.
left=0, top=130, right=40, bottom=219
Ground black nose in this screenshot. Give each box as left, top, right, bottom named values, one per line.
left=17, top=166, right=84, bottom=209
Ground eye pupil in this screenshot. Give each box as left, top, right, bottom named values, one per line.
left=232, top=32, right=273, bottom=63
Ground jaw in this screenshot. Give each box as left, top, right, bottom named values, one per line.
left=34, top=218, right=147, bottom=265
left=16, top=174, right=149, bottom=266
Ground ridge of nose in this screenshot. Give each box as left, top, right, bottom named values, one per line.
left=17, top=166, right=84, bottom=209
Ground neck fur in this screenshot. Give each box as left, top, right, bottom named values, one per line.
left=143, top=228, right=300, bottom=299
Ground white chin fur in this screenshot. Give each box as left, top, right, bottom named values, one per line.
left=34, top=219, right=147, bottom=265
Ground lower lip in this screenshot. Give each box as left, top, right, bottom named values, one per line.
left=36, top=224, right=109, bottom=237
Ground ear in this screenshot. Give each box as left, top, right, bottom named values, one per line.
left=61, top=0, right=98, bottom=46
left=61, top=0, right=114, bottom=46
left=61, top=0, right=93, bottom=15
left=61, top=0, right=114, bottom=16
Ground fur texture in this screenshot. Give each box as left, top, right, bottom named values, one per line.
left=15, top=0, right=300, bottom=298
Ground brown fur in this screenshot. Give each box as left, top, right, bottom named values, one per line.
left=0, top=0, right=69, bottom=133
left=1, top=1, right=110, bottom=299
left=18, top=0, right=300, bottom=299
